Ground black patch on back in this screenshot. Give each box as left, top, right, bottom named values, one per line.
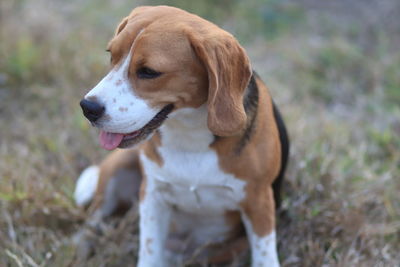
left=235, top=73, right=259, bottom=154
left=271, top=101, right=290, bottom=209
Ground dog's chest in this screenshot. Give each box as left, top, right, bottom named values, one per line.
left=141, top=147, right=246, bottom=214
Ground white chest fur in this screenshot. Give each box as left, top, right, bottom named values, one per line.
left=140, top=106, right=247, bottom=214
left=141, top=146, right=246, bottom=214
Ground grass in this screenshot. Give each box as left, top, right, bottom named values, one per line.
left=0, top=0, right=399, bottom=266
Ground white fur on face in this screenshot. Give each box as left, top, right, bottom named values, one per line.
left=84, top=45, right=159, bottom=134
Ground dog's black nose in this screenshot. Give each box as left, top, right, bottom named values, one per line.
left=80, top=99, right=105, bottom=122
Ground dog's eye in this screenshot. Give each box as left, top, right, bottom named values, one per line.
left=137, top=67, right=162, bottom=79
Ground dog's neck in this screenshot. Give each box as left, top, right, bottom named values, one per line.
left=159, top=105, right=214, bottom=152
left=158, top=73, right=258, bottom=153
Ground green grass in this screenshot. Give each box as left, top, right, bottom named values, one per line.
left=0, top=0, right=399, bottom=266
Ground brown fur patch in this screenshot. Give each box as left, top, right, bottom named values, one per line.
left=135, top=151, right=148, bottom=203
left=211, top=77, right=281, bottom=237
left=141, top=130, right=163, bottom=167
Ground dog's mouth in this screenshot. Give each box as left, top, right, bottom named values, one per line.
left=98, top=104, right=174, bottom=150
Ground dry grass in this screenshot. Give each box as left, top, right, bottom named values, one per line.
left=0, top=0, right=399, bottom=266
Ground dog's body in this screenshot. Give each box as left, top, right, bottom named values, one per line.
left=76, top=6, right=289, bottom=266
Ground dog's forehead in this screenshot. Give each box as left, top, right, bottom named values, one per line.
left=109, top=22, right=186, bottom=56
left=109, top=5, right=219, bottom=51
left=135, top=28, right=191, bottom=56
left=109, top=27, right=194, bottom=70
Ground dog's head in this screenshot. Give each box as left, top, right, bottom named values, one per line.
left=80, top=6, right=252, bottom=150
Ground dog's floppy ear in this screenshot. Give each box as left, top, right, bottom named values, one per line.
left=189, top=33, right=252, bottom=136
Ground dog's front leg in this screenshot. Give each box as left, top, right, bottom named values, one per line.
left=137, top=180, right=171, bottom=267
left=240, top=186, right=280, bottom=267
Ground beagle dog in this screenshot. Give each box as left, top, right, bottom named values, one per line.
left=76, top=5, right=289, bottom=267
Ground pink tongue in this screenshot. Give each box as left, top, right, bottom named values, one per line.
left=99, top=131, right=124, bottom=150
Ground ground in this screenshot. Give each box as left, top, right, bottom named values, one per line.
left=0, top=0, right=399, bottom=266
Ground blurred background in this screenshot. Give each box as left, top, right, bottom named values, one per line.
left=0, top=0, right=399, bottom=266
